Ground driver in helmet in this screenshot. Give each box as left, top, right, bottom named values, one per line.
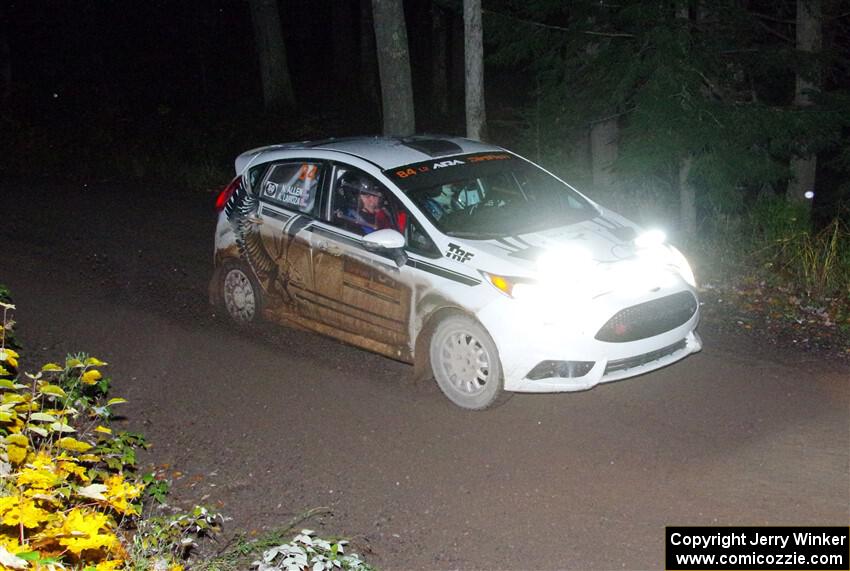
left=341, top=175, right=393, bottom=234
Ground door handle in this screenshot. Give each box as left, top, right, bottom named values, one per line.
left=246, top=215, right=263, bottom=225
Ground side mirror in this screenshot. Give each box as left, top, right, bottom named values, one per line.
left=363, top=228, right=405, bottom=249
left=362, top=229, right=407, bottom=268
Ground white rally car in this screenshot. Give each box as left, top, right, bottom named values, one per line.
left=210, top=135, right=701, bottom=409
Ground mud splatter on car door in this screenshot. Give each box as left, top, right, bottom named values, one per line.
left=308, top=225, right=413, bottom=358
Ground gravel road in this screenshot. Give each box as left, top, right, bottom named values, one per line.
left=2, top=182, right=847, bottom=569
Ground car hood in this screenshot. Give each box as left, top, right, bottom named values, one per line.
left=442, top=211, right=693, bottom=302
left=456, top=212, right=643, bottom=274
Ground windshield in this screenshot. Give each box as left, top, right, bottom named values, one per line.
left=385, top=154, right=597, bottom=238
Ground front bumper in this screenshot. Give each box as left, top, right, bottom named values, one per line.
left=506, top=329, right=702, bottom=393
left=477, top=286, right=702, bottom=393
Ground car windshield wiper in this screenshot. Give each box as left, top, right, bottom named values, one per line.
left=444, top=230, right=506, bottom=239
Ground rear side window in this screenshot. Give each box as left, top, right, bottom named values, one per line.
left=260, top=162, right=323, bottom=216
left=248, top=164, right=268, bottom=190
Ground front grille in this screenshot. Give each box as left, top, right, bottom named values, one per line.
left=595, top=291, right=698, bottom=343
left=604, top=339, right=687, bottom=375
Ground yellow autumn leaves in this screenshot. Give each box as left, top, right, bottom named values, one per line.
left=0, top=302, right=217, bottom=571
left=0, top=349, right=17, bottom=370
left=0, top=348, right=136, bottom=568
left=0, top=495, right=51, bottom=529
left=57, top=508, right=119, bottom=555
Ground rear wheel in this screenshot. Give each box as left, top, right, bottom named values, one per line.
left=220, top=262, right=263, bottom=324
left=429, top=314, right=510, bottom=410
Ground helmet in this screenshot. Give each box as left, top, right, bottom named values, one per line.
left=340, top=174, right=381, bottom=197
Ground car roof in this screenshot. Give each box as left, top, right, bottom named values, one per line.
left=236, top=135, right=506, bottom=173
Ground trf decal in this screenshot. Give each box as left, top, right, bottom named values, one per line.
left=446, top=243, right=474, bottom=263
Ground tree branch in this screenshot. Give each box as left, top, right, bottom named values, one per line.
left=582, top=30, right=636, bottom=38
left=754, top=18, right=794, bottom=43
left=749, top=11, right=795, bottom=25
left=481, top=8, right=634, bottom=37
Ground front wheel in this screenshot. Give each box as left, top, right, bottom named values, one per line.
left=429, top=314, right=510, bottom=410
left=220, top=262, right=263, bottom=325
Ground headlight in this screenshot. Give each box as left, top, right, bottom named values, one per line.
left=634, top=228, right=667, bottom=248
left=481, top=272, right=538, bottom=299
left=668, top=245, right=697, bottom=287
left=482, top=244, right=596, bottom=299
left=634, top=229, right=696, bottom=288
left=536, top=244, right=594, bottom=282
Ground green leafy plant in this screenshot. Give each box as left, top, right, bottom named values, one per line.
left=250, top=530, right=373, bottom=571
left=141, top=473, right=171, bottom=505
left=196, top=507, right=376, bottom=571
left=129, top=506, right=222, bottom=570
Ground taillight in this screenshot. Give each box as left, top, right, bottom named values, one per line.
left=215, top=176, right=242, bottom=212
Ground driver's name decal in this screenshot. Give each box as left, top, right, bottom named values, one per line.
left=446, top=243, right=474, bottom=263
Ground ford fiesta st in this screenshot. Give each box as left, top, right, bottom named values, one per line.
left=210, top=135, right=701, bottom=409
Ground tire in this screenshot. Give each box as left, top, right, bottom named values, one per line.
left=220, top=261, right=263, bottom=325
left=429, top=314, right=510, bottom=410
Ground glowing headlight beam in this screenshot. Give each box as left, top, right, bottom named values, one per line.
left=536, top=244, right=594, bottom=284
left=668, top=245, right=697, bottom=287
left=634, top=229, right=667, bottom=249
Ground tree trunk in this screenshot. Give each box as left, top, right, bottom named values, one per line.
left=359, top=0, right=380, bottom=108
left=431, top=3, right=449, bottom=116
left=787, top=0, right=822, bottom=206
left=371, top=0, right=415, bottom=136
left=679, top=156, right=697, bottom=237
left=676, top=1, right=697, bottom=236
left=590, top=118, right=618, bottom=194
left=248, top=0, right=295, bottom=113
left=332, top=0, right=356, bottom=97
left=464, top=0, right=486, bottom=140
left=450, top=13, right=465, bottom=109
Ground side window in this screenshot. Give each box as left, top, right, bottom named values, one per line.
left=259, top=162, right=323, bottom=216
left=248, top=164, right=268, bottom=192
left=406, top=217, right=441, bottom=258
left=330, top=168, right=402, bottom=236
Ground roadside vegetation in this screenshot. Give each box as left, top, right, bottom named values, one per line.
left=0, top=292, right=373, bottom=570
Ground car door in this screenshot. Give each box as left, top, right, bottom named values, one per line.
left=252, top=160, right=325, bottom=323
left=306, top=165, right=415, bottom=358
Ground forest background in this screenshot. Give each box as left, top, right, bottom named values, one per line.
left=2, top=0, right=849, bottom=340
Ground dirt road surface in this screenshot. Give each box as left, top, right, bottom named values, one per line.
left=2, top=183, right=848, bottom=569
